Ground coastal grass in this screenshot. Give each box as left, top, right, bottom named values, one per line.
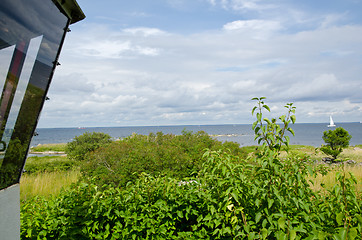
left=24, top=155, right=77, bottom=174
left=338, top=145, right=362, bottom=162
left=30, top=143, right=67, bottom=152
left=308, top=165, right=362, bottom=197
left=20, top=170, right=80, bottom=201
left=279, top=145, right=362, bottom=163
left=283, top=145, right=362, bottom=195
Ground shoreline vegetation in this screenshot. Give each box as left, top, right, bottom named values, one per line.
left=19, top=99, right=362, bottom=238
left=23, top=141, right=362, bottom=201
left=21, top=132, right=362, bottom=239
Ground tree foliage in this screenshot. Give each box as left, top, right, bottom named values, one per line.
left=65, top=132, right=112, bottom=161
left=320, top=127, right=352, bottom=160
left=80, top=130, right=245, bottom=188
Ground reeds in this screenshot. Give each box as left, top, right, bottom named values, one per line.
left=309, top=165, right=362, bottom=196
left=20, top=170, right=80, bottom=201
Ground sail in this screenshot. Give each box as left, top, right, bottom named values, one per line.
left=328, top=116, right=336, bottom=127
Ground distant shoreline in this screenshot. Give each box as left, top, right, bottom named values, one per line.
left=31, top=123, right=362, bottom=148
left=36, top=122, right=362, bottom=129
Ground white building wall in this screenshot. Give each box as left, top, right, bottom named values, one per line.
left=0, top=184, right=20, bottom=240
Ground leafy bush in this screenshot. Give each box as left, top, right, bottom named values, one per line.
left=20, top=98, right=362, bottom=239
left=65, top=132, right=112, bottom=161
left=320, top=127, right=352, bottom=160
left=80, top=130, right=246, bottom=188
left=21, top=150, right=362, bottom=239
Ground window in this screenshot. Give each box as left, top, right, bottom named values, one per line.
left=0, top=0, right=69, bottom=189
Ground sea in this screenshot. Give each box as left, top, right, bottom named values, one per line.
left=30, top=122, right=362, bottom=148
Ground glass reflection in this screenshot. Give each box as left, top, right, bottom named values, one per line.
left=0, top=0, right=69, bottom=189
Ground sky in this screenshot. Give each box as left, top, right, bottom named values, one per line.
left=38, top=0, right=362, bottom=128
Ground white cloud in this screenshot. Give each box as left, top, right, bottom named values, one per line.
left=122, top=27, right=166, bottom=37
left=320, top=13, right=348, bottom=29
left=223, top=19, right=281, bottom=31
left=212, top=0, right=274, bottom=11
left=38, top=2, right=362, bottom=127
left=223, top=19, right=282, bottom=39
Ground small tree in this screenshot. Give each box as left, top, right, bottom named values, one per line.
left=251, top=97, right=296, bottom=155
left=66, top=132, right=112, bottom=161
left=320, top=127, right=351, bottom=160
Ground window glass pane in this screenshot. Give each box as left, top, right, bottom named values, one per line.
left=0, top=0, right=69, bottom=189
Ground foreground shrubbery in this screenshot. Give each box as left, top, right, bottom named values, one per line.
left=21, top=149, right=362, bottom=239
left=80, top=130, right=245, bottom=188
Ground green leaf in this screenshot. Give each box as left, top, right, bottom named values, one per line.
left=204, top=214, right=212, bottom=222
left=248, top=232, right=256, bottom=240
left=255, top=126, right=261, bottom=135
left=263, top=105, right=270, bottom=112
left=291, top=115, right=296, bottom=124
left=260, top=228, right=268, bottom=239
left=264, top=118, right=271, bottom=125
left=356, top=214, right=362, bottom=224
left=287, top=127, right=295, bottom=136
left=334, top=228, right=347, bottom=240
left=348, top=227, right=358, bottom=239
left=336, top=212, right=344, bottom=226
left=252, top=106, right=258, bottom=115
left=230, top=192, right=239, bottom=204
left=255, top=212, right=262, bottom=223
left=278, top=217, right=286, bottom=230
left=231, top=216, right=238, bottom=225
left=267, top=199, right=274, bottom=209
left=177, top=210, right=184, bottom=219
left=284, top=135, right=290, bottom=145
left=290, top=230, right=296, bottom=240
left=257, top=112, right=262, bottom=122
left=317, top=231, right=328, bottom=240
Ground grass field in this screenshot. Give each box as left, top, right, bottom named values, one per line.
left=30, top=143, right=67, bottom=153
left=20, top=170, right=80, bottom=201
left=308, top=165, right=362, bottom=195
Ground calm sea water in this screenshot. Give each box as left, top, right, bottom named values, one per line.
left=31, top=122, right=362, bottom=148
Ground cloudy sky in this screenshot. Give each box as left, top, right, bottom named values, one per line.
left=38, top=0, right=362, bottom=128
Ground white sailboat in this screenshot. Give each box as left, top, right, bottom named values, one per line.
left=328, top=116, right=336, bottom=127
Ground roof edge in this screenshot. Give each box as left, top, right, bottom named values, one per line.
left=54, top=0, right=85, bottom=24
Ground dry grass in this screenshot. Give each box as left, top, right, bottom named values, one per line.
left=280, top=145, right=362, bottom=163
left=338, top=146, right=362, bottom=162
left=280, top=145, right=362, bottom=196
left=308, top=165, right=362, bottom=196
left=20, top=170, right=80, bottom=201
left=30, top=143, right=67, bottom=153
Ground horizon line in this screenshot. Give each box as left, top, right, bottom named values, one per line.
left=37, top=121, right=361, bottom=129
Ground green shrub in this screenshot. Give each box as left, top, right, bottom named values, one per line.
left=320, top=127, right=352, bottom=160
left=20, top=98, right=362, bottom=239
left=21, top=150, right=362, bottom=239
left=65, top=132, right=112, bottom=161
left=80, top=130, right=247, bottom=188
